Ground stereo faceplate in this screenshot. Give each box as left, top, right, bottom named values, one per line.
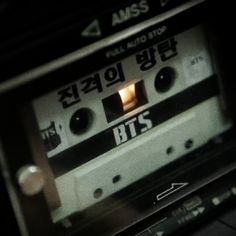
left=32, top=24, right=232, bottom=221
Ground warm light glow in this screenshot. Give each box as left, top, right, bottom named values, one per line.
left=118, top=84, right=137, bottom=111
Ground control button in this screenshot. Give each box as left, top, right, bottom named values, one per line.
left=154, top=67, right=175, bottom=93
left=183, top=196, right=202, bottom=211
left=70, top=108, right=93, bottom=135
left=16, top=165, right=45, bottom=196
left=81, top=19, right=102, bottom=38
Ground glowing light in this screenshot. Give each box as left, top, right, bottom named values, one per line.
left=118, top=84, right=137, bottom=111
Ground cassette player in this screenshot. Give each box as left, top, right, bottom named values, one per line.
left=1, top=0, right=236, bottom=236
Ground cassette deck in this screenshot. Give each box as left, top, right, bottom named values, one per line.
left=32, top=23, right=231, bottom=221
left=1, top=0, right=236, bottom=236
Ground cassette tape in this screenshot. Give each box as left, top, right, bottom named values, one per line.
left=33, top=24, right=232, bottom=222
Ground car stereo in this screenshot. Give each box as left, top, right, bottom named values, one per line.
left=1, top=0, right=236, bottom=235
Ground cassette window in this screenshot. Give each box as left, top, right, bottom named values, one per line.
left=102, top=80, right=148, bottom=122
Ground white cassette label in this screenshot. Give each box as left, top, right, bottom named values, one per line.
left=183, top=51, right=213, bottom=86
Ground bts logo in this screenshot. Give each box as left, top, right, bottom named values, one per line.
left=113, top=110, right=153, bottom=146
left=40, top=121, right=61, bottom=152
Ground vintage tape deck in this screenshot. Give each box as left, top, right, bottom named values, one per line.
left=1, top=0, right=236, bottom=235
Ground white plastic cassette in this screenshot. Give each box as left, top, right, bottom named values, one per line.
left=33, top=24, right=232, bottom=222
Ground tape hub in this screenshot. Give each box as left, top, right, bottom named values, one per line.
left=69, top=108, right=93, bottom=135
